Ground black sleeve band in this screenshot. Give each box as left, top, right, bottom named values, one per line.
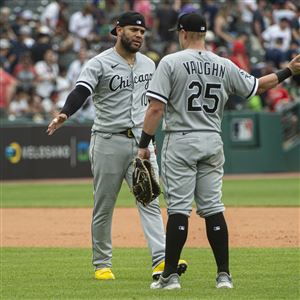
left=60, top=85, right=91, bottom=117
left=139, top=130, right=154, bottom=148
left=275, top=68, right=292, bottom=83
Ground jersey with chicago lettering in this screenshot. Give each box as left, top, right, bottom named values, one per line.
left=146, top=49, right=258, bottom=133
left=76, top=47, right=155, bottom=132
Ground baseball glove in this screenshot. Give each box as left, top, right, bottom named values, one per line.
left=132, top=157, right=161, bottom=206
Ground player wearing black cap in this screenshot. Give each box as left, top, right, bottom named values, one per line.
left=138, top=12, right=300, bottom=290
left=47, top=10, right=188, bottom=283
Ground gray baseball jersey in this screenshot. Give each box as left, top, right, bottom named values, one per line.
left=77, top=47, right=165, bottom=269
left=146, top=49, right=258, bottom=218
left=146, top=49, right=258, bottom=133
left=76, top=48, right=154, bottom=133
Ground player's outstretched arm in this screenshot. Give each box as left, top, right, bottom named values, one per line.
left=256, top=53, right=300, bottom=95
left=46, top=85, right=91, bottom=135
left=47, top=113, right=68, bottom=135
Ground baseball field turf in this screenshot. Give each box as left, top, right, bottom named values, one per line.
left=1, top=176, right=300, bottom=299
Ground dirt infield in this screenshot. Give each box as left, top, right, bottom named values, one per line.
left=2, top=207, right=299, bottom=248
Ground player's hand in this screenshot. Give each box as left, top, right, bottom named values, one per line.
left=287, top=53, right=300, bottom=76
left=46, top=113, right=68, bottom=135
left=138, top=148, right=150, bottom=160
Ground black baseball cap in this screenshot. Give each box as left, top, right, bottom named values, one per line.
left=169, top=13, right=207, bottom=33
left=110, top=11, right=146, bottom=36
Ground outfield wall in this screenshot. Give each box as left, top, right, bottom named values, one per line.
left=1, top=104, right=299, bottom=179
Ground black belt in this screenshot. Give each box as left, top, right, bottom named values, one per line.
left=118, top=128, right=134, bottom=138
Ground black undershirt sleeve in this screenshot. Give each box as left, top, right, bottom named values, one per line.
left=60, top=85, right=91, bottom=118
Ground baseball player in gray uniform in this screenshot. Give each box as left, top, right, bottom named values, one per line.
left=137, top=13, right=300, bottom=290
left=47, top=11, right=187, bottom=281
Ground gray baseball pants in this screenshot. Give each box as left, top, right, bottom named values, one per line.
left=89, top=131, right=165, bottom=270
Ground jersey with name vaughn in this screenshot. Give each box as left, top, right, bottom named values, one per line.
left=146, top=49, right=258, bottom=133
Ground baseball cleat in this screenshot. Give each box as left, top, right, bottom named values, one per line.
left=150, top=273, right=181, bottom=290
left=152, top=259, right=188, bottom=281
left=95, top=268, right=115, bottom=280
left=216, top=272, right=233, bottom=288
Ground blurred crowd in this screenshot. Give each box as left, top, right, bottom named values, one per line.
left=0, top=0, right=300, bottom=123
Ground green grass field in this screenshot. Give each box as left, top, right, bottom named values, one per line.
left=1, top=177, right=300, bottom=207
left=2, top=248, right=299, bottom=300
left=1, top=176, right=300, bottom=299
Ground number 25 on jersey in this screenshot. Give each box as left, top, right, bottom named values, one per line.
left=188, top=82, right=221, bottom=113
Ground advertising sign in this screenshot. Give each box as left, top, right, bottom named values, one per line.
left=1, top=126, right=92, bottom=179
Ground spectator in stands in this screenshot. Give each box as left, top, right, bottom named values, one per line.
left=1, top=0, right=299, bottom=119
left=8, top=85, right=29, bottom=117
left=266, top=83, right=292, bottom=112
left=153, top=0, right=178, bottom=43
left=238, top=0, right=257, bottom=32
left=291, top=5, right=300, bottom=42
left=52, top=24, right=75, bottom=70
left=19, top=25, right=35, bottom=49
left=214, top=5, right=235, bottom=47
left=55, top=66, right=71, bottom=109
left=229, top=32, right=251, bottom=73
left=272, top=0, right=296, bottom=24
left=11, top=10, right=34, bottom=36
left=90, top=4, right=111, bottom=42
left=262, top=17, right=292, bottom=53
left=0, top=60, right=17, bottom=117
left=30, top=25, right=52, bottom=64
left=41, top=89, right=59, bottom=118
left=0, top=7, right=16, bottom=41
left=9, top=26, right=33, bottom=72
left=179, top=0, right=198, bottom=15
left=265, top=37, right=287, bottom=69
left=252, top=0, right=268, bottom=46
left=13, top=52, right=38, bottom=92
left=69, top=4, right=94, bottom=52
left=27, top=90, right=45, bottom=122
left=40, top=0, right=69, bottom=32
left=67, top=47, right=89, bottom=87
left=134, top=0, right=153, bottom=29
left=0, top=38, right=14, bottom=73
left=202, top=0, right=219, bottom=32
left=35, top=49, right=59, bottom=99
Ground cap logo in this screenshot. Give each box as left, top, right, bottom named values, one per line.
left=201, top=27, right=205, bottom=31
left=137, top=20, right=142, bottom=25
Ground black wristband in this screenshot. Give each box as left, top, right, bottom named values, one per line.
left=275, top=68, right=292, bottom=83
left=139, top=130, right=153, bottom=148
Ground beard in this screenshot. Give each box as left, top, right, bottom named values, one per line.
left=120, top=34, right=141, bottom=53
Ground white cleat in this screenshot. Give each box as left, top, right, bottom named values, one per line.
left=216, top=272, right=233, bottom=289
left=150, top=273, right=181, bottom=290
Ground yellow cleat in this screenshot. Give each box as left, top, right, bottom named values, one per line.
left=95, top=268, right=115, bottom=280
left=152, top=259, right=188, bottom=281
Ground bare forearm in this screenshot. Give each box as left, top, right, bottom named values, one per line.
left=139, top=99, right=165, bottom=149
left=143, top=106, right=163, bottom=135
left=256, top=73, right=279, bottom=94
